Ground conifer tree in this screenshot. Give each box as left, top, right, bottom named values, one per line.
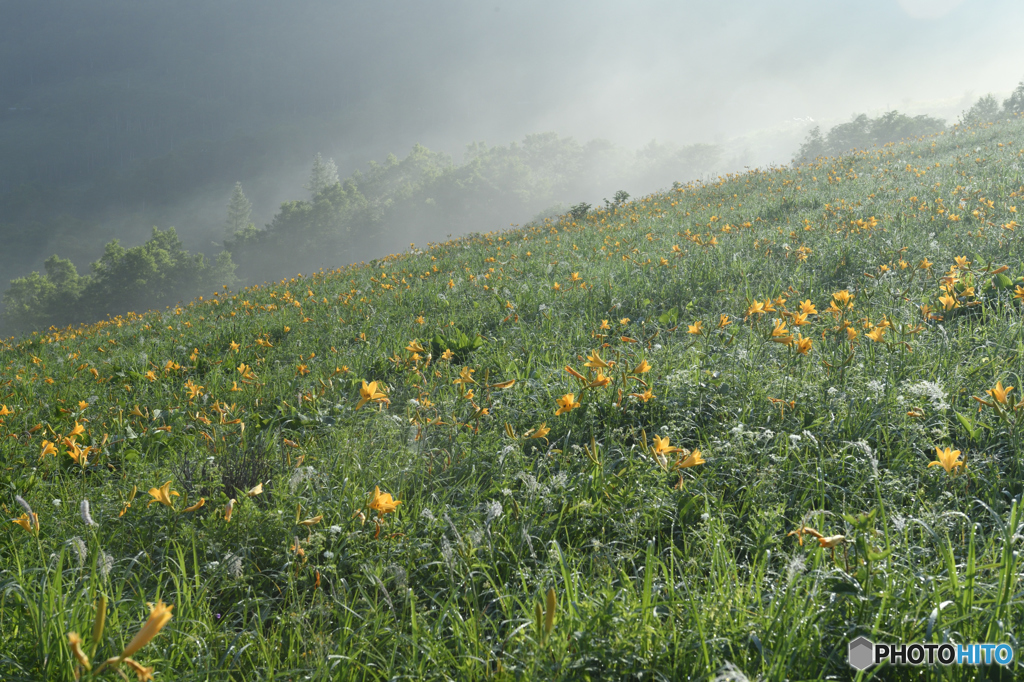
left=225, top=182, right=254, bottom=238
left=1003, top=78, right=1024, bottom=116
left=306, top=153, right=339, bottom=197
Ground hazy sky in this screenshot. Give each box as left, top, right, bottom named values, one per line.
left=348, top=0, right=1024, bottom=155
left=2, top=0, right=1023, bottom=319
left=4, top=0, right=1022, bottom=167
left=3, top=0, right=1024, bottom=277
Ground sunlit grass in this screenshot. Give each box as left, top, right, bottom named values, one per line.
left=2, top=117, right=1024, bottom=680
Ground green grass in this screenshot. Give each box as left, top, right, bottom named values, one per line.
left=3, top=116, right=1024, bottom=681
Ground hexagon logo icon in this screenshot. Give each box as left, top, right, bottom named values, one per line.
left=848, top=636, right=875, bottom=670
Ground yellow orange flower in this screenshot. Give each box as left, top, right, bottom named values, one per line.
left=676, top=449, right=705, bottom=468
left=832, top=290, right=854, bottom=308
left=356, top=380, right=388, bottom=409
left=631, top=359, right=651, bottom=375
left=687, top=321, right=703, bottom=335
left=584, top=350, right=610, bottom=369
left=938, top=293, right=958, bottom=311
left=866, top=326, right=886, bottom=343
left=817, top=535, right=846, bottom=549
left=368, top=487, right=402, bottom=515
left=565, top=365, right=587, bottom=382
left=117, top=600, right=173, bottom=660
left=453, top=366, right=477, bottom=385
left=122, top=658, right=154, bottom=681
left=651, top=434, right=682, bottom=456
left=146, top=481, right=180, bottom=508
left=630, top=388, right=655, bottom=402
left=68, top=421, right=85, bottom=441
left=185, top=379, right=204, bottom=400
left=799, top=300, right=817, bottom=315
left=183, top=498, right=205, bottom=512
left=12, top=513, right=38, bottom=533
left=717, top=314, right=731, bottom=328
left=68, top=632, right=91, bottom=670
left=526, top=422, right=551, bottom=440
left=555, top=393, right=581, bottom=416
left=928, top=446, right=964, bottom=474
left=39, top=440, right=57, bottom=460
left=67, top=442, right=92, bottom=467
left=787, top=524, right=823, bottom=546
left=986, top=381, right=1014, bottom=405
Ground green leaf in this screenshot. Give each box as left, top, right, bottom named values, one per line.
left=658, top=307, right=679, bottom=325
left=843, top=508, right=877, bottom=530
left=830, top=581, right=861, bottom=596
left=867, top=548, right=893, bottom=562
left=956, top=411, right=982, bottom=441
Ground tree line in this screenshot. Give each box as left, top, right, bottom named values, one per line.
left=793, top=79, right=1024, bottom=164
left=5, top=76, right=1023, bottom=337
left=1, top=133, right=721, bottom=335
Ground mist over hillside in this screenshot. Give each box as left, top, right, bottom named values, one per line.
left=2, top=0, right=1023, bottom=335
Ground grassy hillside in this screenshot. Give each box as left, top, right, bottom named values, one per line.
left=2, top=116, right=1024, bottom=680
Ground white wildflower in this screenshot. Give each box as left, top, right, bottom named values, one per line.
left=68, top=537, right=87, bottom=567
left=80, top=499, right=98, bottom=527
left=98, top=552, right=114, bottom=579
left=224, top=553, right=243, bottom=578
left=484, top=500, right=503, bottom=524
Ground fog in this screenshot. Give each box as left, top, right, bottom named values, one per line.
left=2, top=0, right=1023, bottom=296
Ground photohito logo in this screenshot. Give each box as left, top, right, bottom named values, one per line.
left=848, top=636, right=1015, bottom=670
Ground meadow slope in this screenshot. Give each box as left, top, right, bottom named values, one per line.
left=2, top=117, right=1024, bottom=680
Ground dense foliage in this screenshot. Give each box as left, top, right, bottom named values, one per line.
left=1, top=228, right=235, bottom=333
left=1, top=113, right=1023, bottom=680
left=793, top=110, right=947, bottom=163
left=2, top=134, right=722, bottom=333
left=227, top=135, right=721, bottom=284
left=794, top=84, right=1024, bottom=165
